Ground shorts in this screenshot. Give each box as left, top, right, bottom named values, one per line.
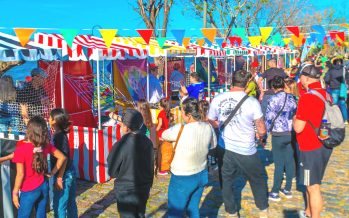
left=299, top=145, right=332, bottom=186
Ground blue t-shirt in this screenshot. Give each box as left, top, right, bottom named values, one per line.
left=186, top=82, right=205, bottom=99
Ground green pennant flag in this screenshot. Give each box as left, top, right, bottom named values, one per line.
left=157, top=37, right=167, bottom=48
left=268, top=32, right=283, bottom=46
left=60, top=29, right=79, bottom=48
left=232, top=28, right=247, bottom=41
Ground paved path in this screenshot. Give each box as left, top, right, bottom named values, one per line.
left=48, top=129, right=349, bottom=218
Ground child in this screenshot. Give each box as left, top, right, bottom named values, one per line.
left=12, top=116, right=66, bottom=218
left=156, top=98, right=171, bottom=175
left=0, top=153, right=13, bottom=164
left=49, top=108, right=78, bottom=218
left=137, top=100, right=154, bottom=138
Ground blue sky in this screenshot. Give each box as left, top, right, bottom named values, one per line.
left=0, top=0, right=348, bottom=37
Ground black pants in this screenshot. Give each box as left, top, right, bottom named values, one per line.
left=114, top=187, right=151, bottom=218
left=216, top=146, right=269, bottom=214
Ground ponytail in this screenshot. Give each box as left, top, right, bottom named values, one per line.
left=159, top=98, right=172, bottom=121
left=26, top=116, right=49, bottom=174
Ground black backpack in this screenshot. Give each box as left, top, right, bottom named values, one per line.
left=308, top=90, right=345, bottom=148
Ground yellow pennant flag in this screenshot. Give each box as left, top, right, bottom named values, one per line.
left=14, top=28, right=36, bottom=47
left=339, top=23, right=349, bottom=28
left=197, top=38, right=205, bottom=47
left=259, top=27, right=273, bottom=42
left=248, top=36, right=262, bottom=47
left=344, top=42, right=349, bottom=47
left=283, top=38, right=291, bottom=45
left=201, top=28, right=217, bottom=43
left=291, top=34, right=304, bottom=47
left=99, top=29, right=118, bottom=48
left=182, top=37, right=191, bottom=47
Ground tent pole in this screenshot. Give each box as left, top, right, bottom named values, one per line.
left=194, top=56, right=197, bottom=72
left=97, top=50, right=102, bottom=130
left=147, top=50, right=150, bottom=103
left=165, top=50, right=168, bottom=98
left=225, top=57, right=228, bottom=90
left=60, top=60, right=65, bottom=108
left=233, top=55, right=236, bottom=71
left=246, top=56, right=249, bottom=72
left=208, top=55, right=211, bottom=100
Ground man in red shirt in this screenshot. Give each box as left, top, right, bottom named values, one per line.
left=293, top=64, right=332, bottom=218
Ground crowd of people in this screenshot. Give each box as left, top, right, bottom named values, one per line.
left=0, top=53, right=348, bottom=218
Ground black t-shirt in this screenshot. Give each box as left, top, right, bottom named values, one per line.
left=107, top=132, right=154, bottom=190
left=51, top=131, right=73, bottom=172
left=261, top=68, right=287, bottom=95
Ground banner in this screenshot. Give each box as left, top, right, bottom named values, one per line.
left=136, top=29, right=153, bottom=45
left=60, top=29, right=79, bottom=48
left=166, top=59, right=185, bottom=95
left=286, top=26, right=300, bottom=37
left=13, top=28, right=36, bottom=47
left=171, top=29, right=185, bottom=46
left=114, top=59, right=147, bottom=101
left=182, top=37, right=191, bottom=47
left=197, top=38, right=205, bottom=47
left=99, top=29, right=118, bottom=48
left=259, top=27, right=273, bottom=42
left=201, top=28, right=217, bottom=43
left=248, top=36, right=262, bottom=47
left=157, top=37, right=167, bottom=48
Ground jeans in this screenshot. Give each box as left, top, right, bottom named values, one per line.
left=217, top=147, right=268, bottom=214
left=168, top=169, right=208, bottom=218
left=331, top=89, right=348, bottom=121
left=114, top=186, right=151, bottom=218
left=18, top=180, right=49, bottom=218
left=271, top=135, right=295, bottom=193
left=53, top=167, right=78, bottom=218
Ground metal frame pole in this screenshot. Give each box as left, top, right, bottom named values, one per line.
left=59, top=60, right=65, bottom=108
left=225, top=57, right=228, bottom=90
left=165, top=50, right=168, bottom=97
left=207, top=55, right=211, bottom=99
left=96, top=50, right=102, bottom=130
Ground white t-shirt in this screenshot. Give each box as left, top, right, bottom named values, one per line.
left=208, top=91, right=263, bottom=155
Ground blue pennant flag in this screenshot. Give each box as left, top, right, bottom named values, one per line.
left=171, top=29, right=186, bottom=46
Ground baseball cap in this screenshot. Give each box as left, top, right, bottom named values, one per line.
left=149, top=63, right=158, bottom=69
left=31, top=68, right=48, bottom=78
left=299, top=64, right=321, bottom=79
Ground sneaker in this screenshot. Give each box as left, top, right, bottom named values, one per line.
left=298, top=210, right=311, bottom=218
left=280, top=189, right=293, bottom=199
left=259, top=209, right=268, bottom=218
left=268, top=192, right=281, bottom=201
left=225, top=212, right=239, bottom=217
left=157, top=171, right=168, bottom=176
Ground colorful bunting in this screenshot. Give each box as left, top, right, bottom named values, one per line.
left=13, top=28, right=36, bottom=47
left=311, top=25, right=326, bottom=35
left=248, top=36, right=262, bottom=47
left=290, top=34, right=304, bottom=47
left=336, top=32, right=345, bottom=42
left=201, top=28, right=217, bottom=43
left=315, top=33, right=326, bottom=45
left=232, top=28, right=247, bottom=40
left=228, top=36, right=242, bottom=47
left=99, top=29, right=117, bottom=48
left=136, top=29, right=153, bottom=45
left=157, top=37, right=167, bottom=48
left=171, top=29, right=185, bottom=45
left=329, top=31, right=338, bottom=41
left=215, top=38, right=224, bottom=48
left=271, top=33, right=283, bottom=46
left=286, top=26, right=300, bottom=37
left=259, top=27, right=273, bottom=42
left=182, top=37, right=191, bottom=47
left=60, top=29, right=79, bottom=48
left=283, top=38, right=291, bottom=45
left=196, top=38, right=205, bottom=47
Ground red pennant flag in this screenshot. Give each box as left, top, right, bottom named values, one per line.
left=329, top=31, right=338, bottom=41
left=136, top=29, right=153, bottom=45
left=286, top=26, right=300, bottom=37
left=228, top=36, right=242, bottom=46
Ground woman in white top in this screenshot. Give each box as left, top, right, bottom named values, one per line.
left=162, top=98, right=217, bottom=218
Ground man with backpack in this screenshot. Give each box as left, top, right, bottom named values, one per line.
left=293, top=64, right=335, bottom=218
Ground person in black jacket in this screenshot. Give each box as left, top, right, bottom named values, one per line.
left=107, top=109, right=154, bottom=218
left=324, top=57, right=348, bottom=123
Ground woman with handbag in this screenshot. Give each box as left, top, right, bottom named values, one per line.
left=265, top=77, right=297, bottom=202
left=162, top=98, right=216, bottom=218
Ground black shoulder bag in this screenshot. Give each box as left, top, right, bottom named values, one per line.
left=219, top=94, right=249, bottom=132
left=269, top=93, right=288, bottom=132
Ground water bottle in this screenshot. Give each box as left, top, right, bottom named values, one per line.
left=319, top=119, right=330, bottom=140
